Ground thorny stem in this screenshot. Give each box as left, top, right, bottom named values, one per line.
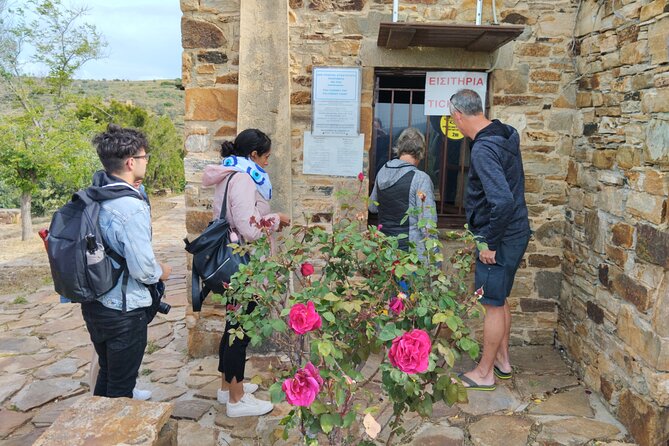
left=383, top=412, right=403, bottom=446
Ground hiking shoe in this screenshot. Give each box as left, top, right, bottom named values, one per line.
left=132, top=388, right=152, bottom=400
left=217, top=383, right=259, bottom=404
left=226, top=393, right=273, bottom=418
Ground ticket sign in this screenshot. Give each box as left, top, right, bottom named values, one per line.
left=440, top=116, right=463, bottom=140
left=312, top=67, right=362, bottom=136
left=424, top=71, right=488, bottom=116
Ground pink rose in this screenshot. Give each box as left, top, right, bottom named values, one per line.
left=357, top=172, right=365, bottom=182
left=300, top=262, right=315, bottom=277
left=282, top=362, right=323, bottom=407
left=302, top=362, right=324, bottom=388
left=288, top=301, right=322, bottom=334
left=388, top=329, right=431, bottom=374
left=388, top=297, right=404, bottom=315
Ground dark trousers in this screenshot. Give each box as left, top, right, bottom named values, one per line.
left=218, top=301, right=257, bottom=383
left=81, top=302, right=148, bottom=398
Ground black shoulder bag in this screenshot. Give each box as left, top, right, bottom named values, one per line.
left=184, top=172, right=249, bottom=311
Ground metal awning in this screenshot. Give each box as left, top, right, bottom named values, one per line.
left=377, top=22, right=524, bottom=51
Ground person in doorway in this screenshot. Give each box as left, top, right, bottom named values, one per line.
left=368, top=127, right=437, bottom=260
left=448, top=89, right=531, bottom=391
left=81, top=123, right=172, bottom=398
left=202, top=128, right=290, bottom=418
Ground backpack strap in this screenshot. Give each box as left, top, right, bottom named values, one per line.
left=106, top=248, right=129, bottom=313
left=219, top=171, right=238, bottom=220
left=190, top=260, right=210, bottom=312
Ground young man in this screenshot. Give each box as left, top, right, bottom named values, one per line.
left=449, top=89, right=531, bottom=391
left=82, top=123, right=171, bottom=398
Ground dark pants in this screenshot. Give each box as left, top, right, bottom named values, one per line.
left=81, top=302, right=148, bottom=398
left=475, top=234, right=530, bottom=307
left=218, top=301, right=257, bottom=383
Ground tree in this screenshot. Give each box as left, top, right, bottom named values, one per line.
left=75, top=97, right=185, bottom=193
left=0, top=0, right=106, bottom=240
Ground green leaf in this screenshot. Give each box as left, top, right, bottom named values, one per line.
left=343, top=410, right=357, bottom=428
left=418, top=396, right=433, bottom=417
left=322, top=293, right=340, bottom=302
left=320, top=413, right=342, bottom=434
left=271, top=319, right=287, bottom=332
left=322, top=311, right=336, bottom=323
left=378, top=323, right=402, bottom=342
left=432, top=312, right=448, bottom=324
left=310, top=400, right=328, bottom=415
left=318, top=340, right=333, bottom=357
left=446, top=315, right=459, bottom=332
left=445, top=382, right=459, bottom=405
left=269, top=381, right=285, bottom=404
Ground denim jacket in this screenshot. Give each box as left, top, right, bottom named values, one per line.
left=96, top=189, right=163, bottom=311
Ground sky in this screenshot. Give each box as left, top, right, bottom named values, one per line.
left=25, top=0, right=183, bottom=80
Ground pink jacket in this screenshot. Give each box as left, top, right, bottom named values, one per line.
left=202, top=165, right=280, bottom=242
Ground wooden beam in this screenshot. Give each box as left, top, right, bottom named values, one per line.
left=385, top=27, right=416, bottom=49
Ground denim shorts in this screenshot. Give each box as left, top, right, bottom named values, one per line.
left=474, top=234, right=530, bottom=307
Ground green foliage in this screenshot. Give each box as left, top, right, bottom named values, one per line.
left=0, top=179, right=20, bottom=208
left=75, top=97, right=185, bottom=193
left=0, top=0, right=106, bottom=234
left=0, top=108, right=101, bottom=214
left=216, top=185, right=483, bottom=445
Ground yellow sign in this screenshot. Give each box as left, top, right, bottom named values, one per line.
left=440, top=116, right=463, bottom=140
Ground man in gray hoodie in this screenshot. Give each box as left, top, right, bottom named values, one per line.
left=368, top=127, right=437, bottom=260
left=449, top=89, right=531, bottom=391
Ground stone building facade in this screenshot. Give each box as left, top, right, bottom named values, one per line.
left=180, top=1, right=668, bottom=444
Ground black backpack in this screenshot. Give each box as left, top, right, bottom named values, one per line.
left=46, top=189, right=129, bottom=310
left=185, top=172, right=249, bottom=312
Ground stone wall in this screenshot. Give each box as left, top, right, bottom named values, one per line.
left=558, top=1, right=669, bottom=445
left=181, top=0, right=578, bottom=357
left=181, top=1, right=669, bottom=444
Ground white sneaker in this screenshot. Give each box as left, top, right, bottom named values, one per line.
left=226, top=393, right=273, bottom=418
left=132, top=388, right=152, bottom=401
left=217, top=383, right=259, bottom=404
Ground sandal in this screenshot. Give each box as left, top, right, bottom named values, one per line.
left=457, top=373, right=496, bottom=391
left=493, top=365, right=512, bottom=380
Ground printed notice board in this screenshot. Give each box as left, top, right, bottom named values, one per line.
left=302, top=131, right=364, bottom=177
left=312, top=67, right=361, bottom=136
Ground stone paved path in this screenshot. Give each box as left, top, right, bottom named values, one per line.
left=0, top=196, right=637, bottom=445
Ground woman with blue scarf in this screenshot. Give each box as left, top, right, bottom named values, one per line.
left=202, top=128, right=290, bottom=418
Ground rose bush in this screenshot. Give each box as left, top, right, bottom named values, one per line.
left=216, top=180, right=484, bottom=445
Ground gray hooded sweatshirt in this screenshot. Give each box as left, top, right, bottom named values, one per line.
left=368, top=159, right=437, bottom=258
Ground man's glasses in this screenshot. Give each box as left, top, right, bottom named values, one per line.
left=132, top=154, right=151, bottom=161
left=449, top=95, right=463, bottom=115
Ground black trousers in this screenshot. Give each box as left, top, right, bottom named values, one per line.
left=218, top=301, right=257, bottom=383
left=81, top=302, right=148, bottom=398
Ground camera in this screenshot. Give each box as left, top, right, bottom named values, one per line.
left=147, top=280, right=170, bottom=322
left=158, top=300, right=171, bottom=315
left=154, top=280, right=170, bottom=314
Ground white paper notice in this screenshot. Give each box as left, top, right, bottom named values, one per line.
left=303, top=132, right=364, bottom=177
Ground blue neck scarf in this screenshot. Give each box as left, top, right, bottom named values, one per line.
left=222, top=155, right=272, bottom=200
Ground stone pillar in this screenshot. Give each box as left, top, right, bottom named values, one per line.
left=237, top=0, right=292, bottom=216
